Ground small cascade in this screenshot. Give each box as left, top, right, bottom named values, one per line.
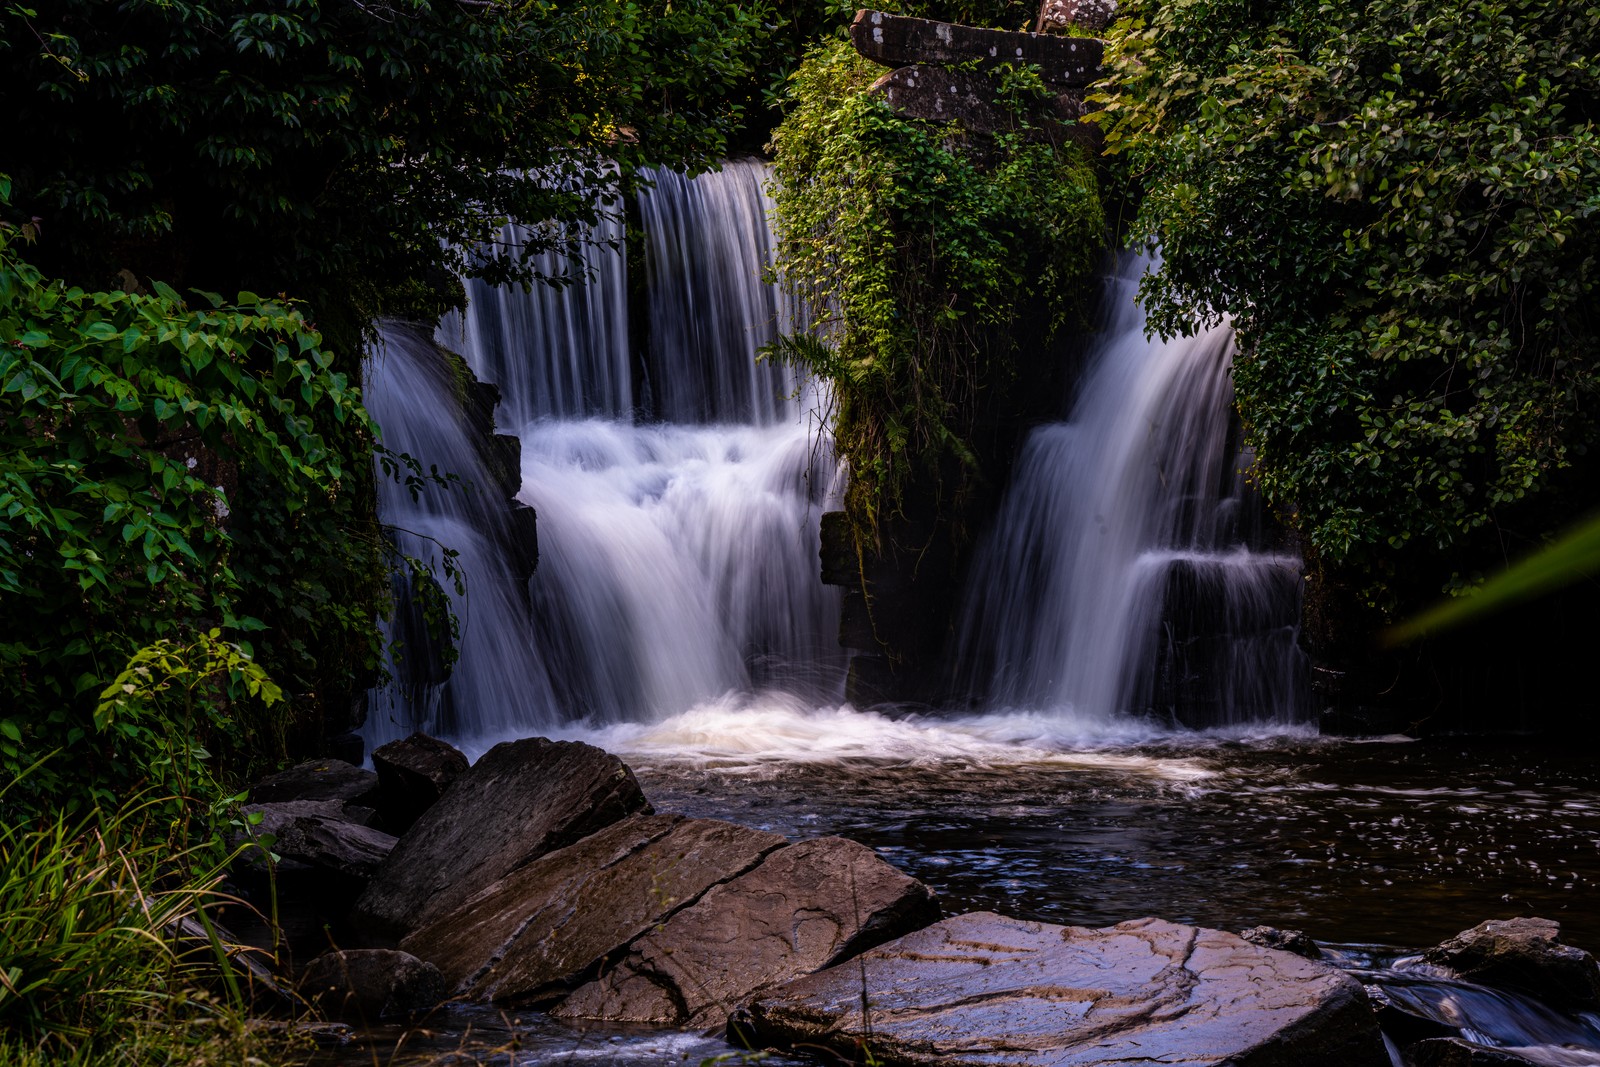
left=363, top=325, right=558, bottom=746
left=635, top=162, right=797, bottom=424
left=955, top=256, right=1308, bottom=728
left=365, top=161, right=842, bottom=744
left=439, top=213, right=631, bottom=424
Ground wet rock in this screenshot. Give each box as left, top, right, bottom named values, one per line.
left=554, top=836, right=939, bottom=1030
left=1423, top=918, right=1600, bottom=1015
left=354, top=737, right=649, bottom=941
left=868, top=66, right=1098, bottom=148
left=251, top=759, right=379, bottom=806
left=371, top=732, right=469, bottom=833
left=1405, top=1037, right=1545, bottom=1066
left=737, top=912, right=1388, bottom=1067
left=300, top=949, right=445, bottom=1021
left=1242, top=925, right=1323, bottom=960
left=850, top=10, right=1103, bottom=87
left=240, top=800, right=398, bottom=880
left=404, top=814, right=784, bottom=1003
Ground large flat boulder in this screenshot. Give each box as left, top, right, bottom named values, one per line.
left=402, top=813, right=784, bottom=1004
left=850, top=10, right=1103, bottom=87
left=554, top=836, right=940, bottom=1030
left=353, top=737, right=648, bottom=941
left=1423, top=918, right=1600, bottom=1015
left=736, top=912, right=1389, bottom=1067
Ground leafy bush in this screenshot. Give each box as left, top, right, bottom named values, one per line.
left=1097, top=0, right=1600, bottom=610
left=0, top=0, right=771, bottom=317
left=768, top=41, right=1105, bottom=539
left=0, top=192, right=374, bottom=815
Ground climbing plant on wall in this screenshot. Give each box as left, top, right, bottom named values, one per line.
left=768, top=40, right=1104, bottom=543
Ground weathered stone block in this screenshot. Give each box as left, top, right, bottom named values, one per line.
left=851, top=10, right=1103, bottom=87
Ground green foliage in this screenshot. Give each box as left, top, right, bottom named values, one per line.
left=768, top=40, right=1104, bottom=539
left=1, top=0, right=772, bottom=311
left=0, top=211, right=373, bottom=815
left=1097, top=0, right=1600, bottom=608
left=0, top=794, right=292, bottom=1065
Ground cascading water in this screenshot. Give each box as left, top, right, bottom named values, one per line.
left=955, top=255, right=1308, bottom=729
left=365, top=160, right=843, bottom=747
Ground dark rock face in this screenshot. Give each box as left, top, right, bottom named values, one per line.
left=353, top=737, right=648, bottom=941
left=738, top=912, right=1388, bottom=1067
left=850, top=9, right=1103, bottom=87
left=554, top=836, right=940, bottom=1030
left=1242, top=925, right=1323, bottom=960
left=250, top=759, right=379, bottom=806
left=300, top=949, right=444, bottom=1021
left=1424, top=918, right=1600, bottom=1015
left=241, top=800, right=398, bottom=880
left=1406, top=1037, right=1547, bottom=1066
left=371, top=732, right=470, bottom=833
left=868, top=66, right=1097, bottom=148
left=403, top=814, right=785, bottom=1004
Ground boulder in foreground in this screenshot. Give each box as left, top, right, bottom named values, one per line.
left=554, top=836, right=939, bottom=1030
left=402, top=813, right=784, bottom=1003
left=737, top=912, right=1388, bottom=1067
left=354, top=737, right=648, bottom=941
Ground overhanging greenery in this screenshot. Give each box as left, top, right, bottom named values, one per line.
left=1097, top=0, right=1600, bottom=610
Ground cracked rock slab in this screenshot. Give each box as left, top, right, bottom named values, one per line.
left=553, top=836, right=940, bottom=1031
left=354, top=737, right=648, bottom=941
left=401, top=813, right=784, bottom=1004
left=736, top=912, right=1388, bottom=1067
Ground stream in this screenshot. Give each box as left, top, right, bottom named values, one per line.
left=347, top=161, right=1600, bottom=1065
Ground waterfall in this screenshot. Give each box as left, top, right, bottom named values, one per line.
left=954, top=256, right=1309, bottom=729
left=364, top=160, right=843, bottom=747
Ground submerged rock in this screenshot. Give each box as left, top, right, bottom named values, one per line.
left=737, top=912, right=1388, bottom=1067
left=554, top=836, right=939, bottom=1030
left=1405, top=1037, right=1549, bottom=1066
left=371, top=731, right=469, bottom=833
left=1242, top=925, right=1323, bottom=960
left=300, top=948, right=444, bottom=1021
left=1424, top=918, right=1600, bottom=1015
left=403, top=813, right=784, bottom=1003
left=354, top=737, right=648, bottom=941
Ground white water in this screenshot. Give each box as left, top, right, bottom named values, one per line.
left=954, top=256, right=1308, bottom=729
left=365, top=161, right=843, bottom=747
left=365, top=182, right=1307, bottom=759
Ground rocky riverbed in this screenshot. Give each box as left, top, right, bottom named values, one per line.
left=219, top=732, right=1600, bottom=1067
